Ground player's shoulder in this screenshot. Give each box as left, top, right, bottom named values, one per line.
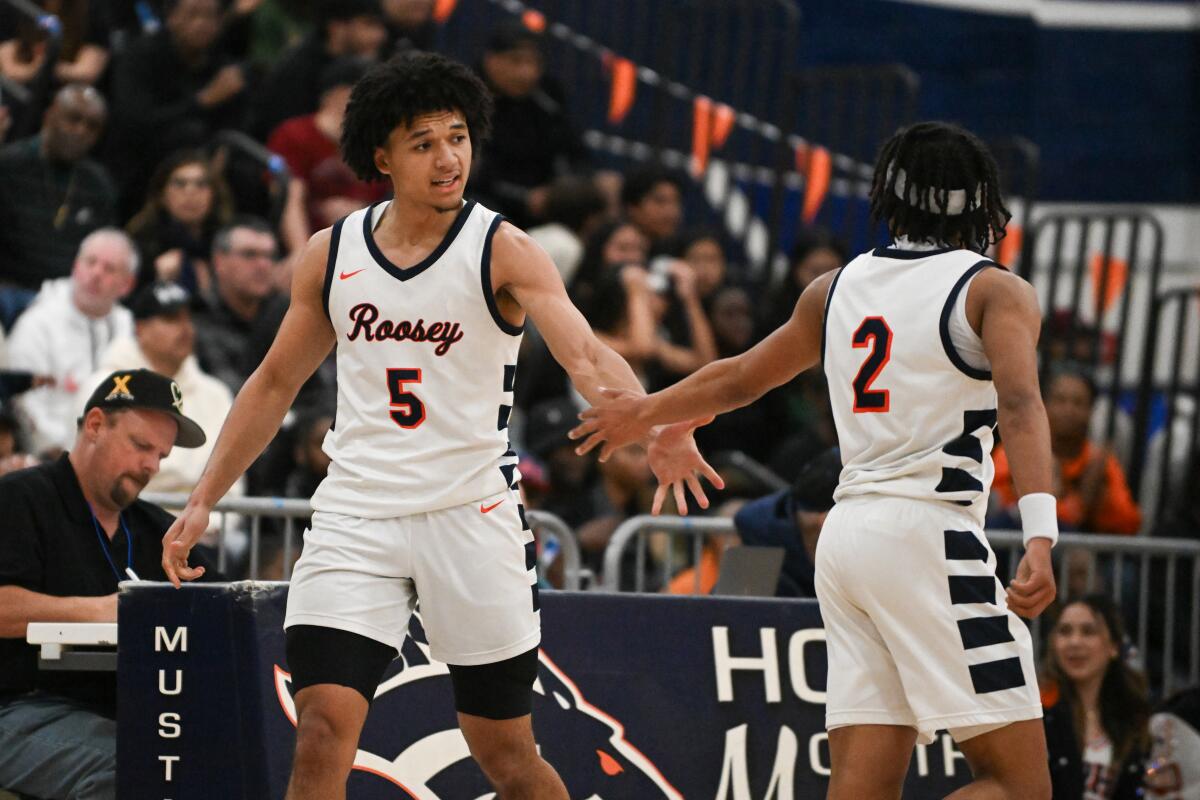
left=490, top=220, right=555, bottom=273
left=971, top=260, right=1035, bottom=302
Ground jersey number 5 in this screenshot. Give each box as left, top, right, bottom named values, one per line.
left=852, top=317, right=892, bottom=413
left=386, top=368, right=426, bottom=428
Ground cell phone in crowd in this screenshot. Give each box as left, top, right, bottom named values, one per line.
left=646, top=256, right=674, bottom=294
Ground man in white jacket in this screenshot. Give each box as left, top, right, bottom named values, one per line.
left=8, top=229, right=138, bottom=454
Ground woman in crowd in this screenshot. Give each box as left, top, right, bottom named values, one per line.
left=1042, top=595, right=1151, bottom=799
left=126, top=149, right=233, bottom=297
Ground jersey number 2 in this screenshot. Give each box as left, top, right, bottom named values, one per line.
left=386, top=368, right=426, bottom=428
left=851, top=317, right=892, bottom=413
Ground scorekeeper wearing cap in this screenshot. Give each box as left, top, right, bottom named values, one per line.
left=0, top=368, right=220, bottom=800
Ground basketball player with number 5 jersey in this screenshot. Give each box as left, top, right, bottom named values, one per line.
left=574, top=122, right=1059, bottom=799
left=160, top=52, right=720, bottom=800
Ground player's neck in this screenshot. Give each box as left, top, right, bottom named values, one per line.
left=380, top=194, right=463, bottom=245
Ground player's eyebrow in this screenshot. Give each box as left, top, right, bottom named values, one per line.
left=405, top=121, right=466, bottom=141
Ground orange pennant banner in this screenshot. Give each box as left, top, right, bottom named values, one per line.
left=608, top=57, right=637, bottom=125
left=995, top=225, right=1022, bottom=268
left=711, top=103, right=735, bottom=149
left=798, top=145, right=832, bottom=224
left=432, top=0, right=458, bottom=23
left=1089, top=253, right=1129, bottom=315
left=691, top=96, right=713, bottom=177
left=522, top=9, right=546, bottom=32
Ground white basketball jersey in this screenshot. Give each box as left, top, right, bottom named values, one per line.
left=311, top=200, right=523, bottom=518
left=822, top=246, right=999, bottom=524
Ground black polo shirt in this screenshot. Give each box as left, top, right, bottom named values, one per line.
left=0, top=454, right=218, bottom=717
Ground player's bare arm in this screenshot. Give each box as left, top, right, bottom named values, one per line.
left=162, top=229, right=337, bottom=586
left=972, top=266, right=1056, bottom=618
left=570, top=268, right=836, bottom=462
left=490, top=222, right=723, bottom=512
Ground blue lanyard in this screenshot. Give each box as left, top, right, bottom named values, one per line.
left=88, top=503, right=134, bottom=582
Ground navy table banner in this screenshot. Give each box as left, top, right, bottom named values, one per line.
left=117, top=583, right=975, bottom=798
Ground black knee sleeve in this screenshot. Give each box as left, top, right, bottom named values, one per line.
left=448, top=647, right=538, bottom=720
left=285, top=625, right=397, bottom=703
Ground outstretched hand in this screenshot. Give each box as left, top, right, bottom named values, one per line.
left=161, top=504, right=211, bottom=588
left=569, top=387, right=653, bottom=462
left=569, top=388, right=723, bottom=514
left=646, top=420, right=724, bottom=515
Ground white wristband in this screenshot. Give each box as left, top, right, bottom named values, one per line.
left=1018, top=492, right=1058, bottom=548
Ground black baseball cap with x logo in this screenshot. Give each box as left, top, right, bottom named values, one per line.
left=81, top=369, right=207, bottom=448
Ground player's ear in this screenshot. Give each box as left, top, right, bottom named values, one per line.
left=373, top=146, right=391, bottom=177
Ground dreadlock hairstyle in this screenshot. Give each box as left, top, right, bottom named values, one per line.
left=869, top=121, right=1010, bottom=253
left=341, top=52, right=494, bottom=182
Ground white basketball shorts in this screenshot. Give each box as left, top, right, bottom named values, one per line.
left=284, top=487, right=540, bottom=666
left=815, top=495, right=1043, bottom=745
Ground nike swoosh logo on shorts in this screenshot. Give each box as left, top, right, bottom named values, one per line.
left=339, top=269, right=366, bottom=280
left=480, top=499, right=505, bottom=513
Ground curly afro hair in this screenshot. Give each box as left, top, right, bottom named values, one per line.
left=341, top=51, right=494, bottom=182
left=868, top=121, right=1010, bottom=253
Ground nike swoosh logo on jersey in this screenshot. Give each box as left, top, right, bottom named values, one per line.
left=480, top=499, right=505, bottom=514
left=339, top=269, right=366, bottom=280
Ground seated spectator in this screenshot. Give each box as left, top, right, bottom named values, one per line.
left=126, top=149, right=234, bottom=297
left=0, top=368, right=218, bottom=800
left=0, top=406, right=39, bottom=476
left=676, top=228, right=731, bottom=304
left=588, top=262, right=716, bottom=387
left=576, top=441, right=662, bottom=588
left=692, top=285, right=780, bottom=462
left=0, top=83, right=114, bottom=327
left=991, top=365, right=1141, bottom=534
left=77, top=281, right=236, bottom=501
left=381, top=0, right=434, bottom=55
left=568, top=219, right=650, bottom=315
left=526, top=175, right=609, bottom=285
left=107, top=0, right=249, bottom=213
left=1145, top=687, right=1200, bottom=798
left=519, top=397, right=600, bottom=530
left=472, top=19, right=589, bottom=228
left=1042, top=595, right=1150, bottom=799
left=731, top=448, right=839, bottom=598
left=8, top=229, right=137, bottom=455
left=620, top=165, right=684, bottom=256
left=762, top=226, right=846, bottom=335
left=0, top=0, right=109, bottom=90
left=255, top=406, right=333, bottom=580
left=250, top=0, right=386, bottom=139
left=192, top=217, right=288, bottom=393
left=268, top=57, right=387, bottom=252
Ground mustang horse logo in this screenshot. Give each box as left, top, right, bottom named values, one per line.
left=274, top=625, right=682, bottom=799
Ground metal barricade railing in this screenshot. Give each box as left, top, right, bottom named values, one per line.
left=602, top=515, right=1200, bottom=697
left=1024, top=211, right=1166, bottom=493
left=142, top=493, right=585, bottom=591
left=1144, top=288, right=1200, bottom=526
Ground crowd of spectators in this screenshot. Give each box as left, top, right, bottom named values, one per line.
left=0, top=0, right=1183, bottom=598
left=0, top=4, right=1196, bottom=798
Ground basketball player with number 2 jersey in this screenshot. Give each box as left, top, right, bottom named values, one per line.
left=574, top=122, right=1059, bottom=799
left=160, top=52, right=720, bottom=800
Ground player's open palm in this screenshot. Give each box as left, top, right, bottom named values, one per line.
left=646, top=421, right=725, bottom=516
left=161, top=504, right=211, bottom=588
left=1006, top=541, right=1056, bottom=619
left=570, top=387, right=652, bottom=461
